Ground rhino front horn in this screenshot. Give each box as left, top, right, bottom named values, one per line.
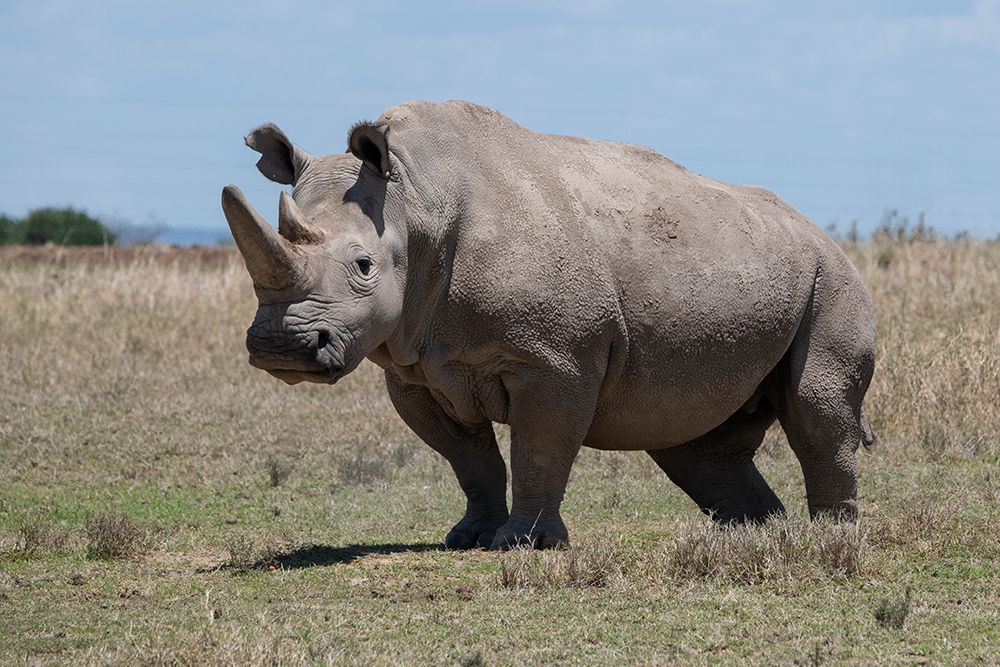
left=222, top=185, right=304, bottom=290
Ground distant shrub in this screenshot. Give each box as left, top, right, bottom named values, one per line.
left=224, top=535, right=275, bottom=574
left=336, top=452, right=388, bottom=486
left=872, top=209, right=937, bottom=244
left=225, top=535, right=259, bottom=574
left=826, top=209, right=967, bottom=247
left=0, top=214, right=17, bottom=244
left=15, top=207, right=115, bottom=246
left=103, top=213, right=168, bottom=246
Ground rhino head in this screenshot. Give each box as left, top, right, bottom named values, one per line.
left=221, top=122, right=405, bottom=385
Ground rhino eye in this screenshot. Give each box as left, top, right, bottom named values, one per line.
left=356, top=257, right=373, bottom=275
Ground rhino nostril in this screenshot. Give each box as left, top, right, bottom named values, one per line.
left=314, top=330, right=346, bottom=375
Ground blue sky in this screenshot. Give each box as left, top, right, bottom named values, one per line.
left=2, top=1, right=998, bottom=241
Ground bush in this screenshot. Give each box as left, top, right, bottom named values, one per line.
left=0, top=214, right=17, bottom=244
left=103, top=213, right=168, bottom=246
left=12, top=207, right=115, bottom=246
left=224, top=535, right=276, bottom=574
left=225, top=535, right=259, bottom=574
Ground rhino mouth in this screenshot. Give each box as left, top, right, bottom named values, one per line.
left=246, top=324, right=360, bottom=385
left=249, top=355, right=362, bottom=385
left=248, top=350, right=357, bottom=385
left=260, top=367, right=344, bottom=385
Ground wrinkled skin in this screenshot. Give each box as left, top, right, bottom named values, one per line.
left=223, top=101, right=876, bottom=550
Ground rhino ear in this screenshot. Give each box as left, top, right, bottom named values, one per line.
left=348, top=121, right=391, bottom=178
left=245, top=124, right=312, bottom=186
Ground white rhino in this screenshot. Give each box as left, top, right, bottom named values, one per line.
left=222, top=101, right=876, bottom=549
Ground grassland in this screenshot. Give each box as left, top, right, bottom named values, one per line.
left=0, top=237, right=997, bottom=665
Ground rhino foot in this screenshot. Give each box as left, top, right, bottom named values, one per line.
left=808, top=500, right=858, bottom=523
left=489, top=517, right=569, bottom=550
left=445, top=511, right=509, bottom=550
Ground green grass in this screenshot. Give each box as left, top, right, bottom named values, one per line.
left=0, top=242, right=998, bottom=664
left=1, top=456, right=996, bottom=664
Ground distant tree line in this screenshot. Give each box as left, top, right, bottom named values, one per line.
left=0, top=207, right=116, bottom=246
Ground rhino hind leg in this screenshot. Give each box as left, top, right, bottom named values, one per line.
left=777, top=378, right=869, bottom=522
left=647, top=404, right=785, bottom=524
left=775, top=373, right=874, bottom=523
left=775, top=272, right=876, bottom=523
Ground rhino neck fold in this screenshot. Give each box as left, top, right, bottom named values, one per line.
left=373, top=150, right=464, bottom=371
left=377, top=226, right=456, bottom=370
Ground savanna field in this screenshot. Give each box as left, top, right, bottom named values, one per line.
left=0, top=236, right=997, bottom=664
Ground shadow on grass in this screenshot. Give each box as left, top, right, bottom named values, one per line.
left=202, top=542, right=444, bottom=573
left=269, top=542, right=444, bottom=569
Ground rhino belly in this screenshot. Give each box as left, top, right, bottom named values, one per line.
left=582, top=268, right=806, bottom=450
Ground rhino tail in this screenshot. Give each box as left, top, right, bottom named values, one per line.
left=859, top=407, right=877, bottom=450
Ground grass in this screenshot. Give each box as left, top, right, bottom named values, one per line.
left=0, top=237, right=997, bottom=664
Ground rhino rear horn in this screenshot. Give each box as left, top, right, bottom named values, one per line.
left=278, top=191, right=324, bottom=244
left=222, top=185, right=304, bottom=290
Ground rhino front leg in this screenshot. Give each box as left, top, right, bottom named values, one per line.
left=489, top=429, right=580, bottom=550
left=384, top=370, right=509, bottom=549
left=489, top=372, right=594, bottom=550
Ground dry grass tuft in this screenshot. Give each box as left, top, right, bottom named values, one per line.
left=224, top=535, right=259, bottom=574
left=496, top=541, right=625, bottom=590
left=336, top=452, right=389, bottom=487
left=264, top=455, right=294, bottom=487
left=868, top=496, right=965, bottom=558
left=84, top=511, right=153, bottom=561
left=459, top=652, right=487, bottom=667
left=663, top=517, right=867, bottom=583
left=334, top=444, right=418, bottom=487
left=91, top=630, right=313, bottom=666
left=9, top=513, right=70, bottom=559
left=874, top=588, right=912, bottom=630
left=223, top=535, right=277, bottom=574
left=813, top=520, right=868, bottom=577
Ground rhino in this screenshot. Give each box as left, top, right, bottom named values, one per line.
left=221, top=100, right=876, bottom=549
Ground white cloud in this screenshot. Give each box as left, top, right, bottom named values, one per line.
left=912, top=0, right=1000, bottom=48
left=827, top=0, right=1000, bottom=63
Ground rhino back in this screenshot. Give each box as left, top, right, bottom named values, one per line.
left=382, top=101, right=838, bottom=447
